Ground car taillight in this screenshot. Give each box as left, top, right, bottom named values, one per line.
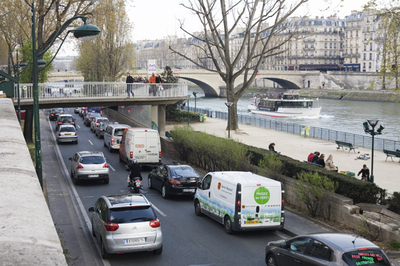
left=104, top=222, right=119, bottom=232
left=74, top=132, right=77, bottom=136
left=71, top=122, right=75, bottom=124
left=77, top=163, right=84, bottom=169
left=103, top=163, right=109, bottom=168
left=130, top=151, right=133, bottom=159
left=100, top=129, right=103, bottom=132
left=111, top=138, right=115, bottom=143
left=58, top=122, right=63, bottom=125
left=149, top=218, right=160, bottom=228
left=159, top=151, right=162, bottom=159
left=170, top=179, right=180, bottom=184
left=95, top=122, right=98, bottom=126
left=51, top=113, right=54, bottom=116
left=58, top=132, right=61, bottom=136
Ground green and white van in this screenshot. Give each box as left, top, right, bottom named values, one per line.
left=194, top=171, right=284, bottom=234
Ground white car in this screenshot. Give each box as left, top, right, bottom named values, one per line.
left=69, top=151, right=109, bottom=185
left=90, top=117, right=109, bottom=132
left=56, top=125, right=78, bottom=144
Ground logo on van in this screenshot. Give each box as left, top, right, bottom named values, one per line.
left=135, top=144, right=145, bottom=148
left=217, top=182, right=221, bottom=190
left=254, top=187, right=270, bottom=204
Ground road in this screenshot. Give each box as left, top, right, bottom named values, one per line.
left=42, top=108, right=291, bottom=266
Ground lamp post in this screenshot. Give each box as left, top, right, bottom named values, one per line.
left=187, top=95, right=190, bottom=126
left=15, top=50, right=27, bottom=124
left=363, top=118, right=384, bottom=183
left=225, top=102, right=234, bottom=138
left=193, top=92, right=197, bottom=113
left=31, top=1, right=100, bottom=189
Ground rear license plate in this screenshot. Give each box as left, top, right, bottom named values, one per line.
left=65, top=134, right=71, bottom=136
left=124, top=238, right=145, bottom=244
left=245, top=220, right=259, bottom=224
left=88, top=174, right=99, bottom=178
left=183, top=189, right=195, bottom=193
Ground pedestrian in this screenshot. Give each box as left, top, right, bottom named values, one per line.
left=156, top=74, right=163, bottom=95
left=149, top=73, right=157, bottom=96
left=316, top=154, right=325, bottom=168
left=311, top=152, right=320, bottom=163
left=126, top=73, right=134, bottom=97
left=325, top=154, right=338, bottom=172
left=269, top=143, right=277, bottom=153
left=308, top=151, right=318, bottom=162
left=357, top=164, right=370, bottom=181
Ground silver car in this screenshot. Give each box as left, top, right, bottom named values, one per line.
left=90, top=117, right=109, bottom=132
left=265, top=232, right=394, bottom=266
left=89, top=194, right=163, bottom=259
left=69, top=151, right=109, bottom=185
left=56, top=125, right=78, bottom=144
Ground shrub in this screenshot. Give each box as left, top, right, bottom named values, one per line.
left=387, top=192, right=400, bottom=215
left=258, top=152, right=283, bottom=178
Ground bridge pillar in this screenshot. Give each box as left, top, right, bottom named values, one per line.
left=158, top=105, right=166, bottom=137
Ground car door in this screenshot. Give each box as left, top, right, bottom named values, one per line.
left=92, top=199, right=107, bottom=239
left=70, top=153, right=79, bottom=177
left=278, top=237, right=320, bottom=266
left=196, top=174, right=213, bottom=217
left=153, top=166, right=165, bottom=191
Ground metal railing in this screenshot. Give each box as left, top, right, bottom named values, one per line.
left=188, top=107, right=400, bottom=152
left=14, top=82, right=188, bottom=100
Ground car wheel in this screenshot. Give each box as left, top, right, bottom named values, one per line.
left=148, top=176, right=153, bottom=189
left=104, top=178, right=109, bottom=184
left=266, top=254, right=278, bottom=266
left=153, top=245, right=163, bottom=255
left=161, top=184, right=169, bottom=199
left=224, top=216, right=233, bottom=234
left=108, top=145, right=112, bottom=153
left=101, top=239, right=110, bottom=260
left=73, top=176, right=80, bottom=185
left=104, top=141, right=107, bottom=147
left=195, top=200, right=203, bottom=216
left=74, top=140, right=78, bottom=144
left=70, top=171, right=74, bottom=179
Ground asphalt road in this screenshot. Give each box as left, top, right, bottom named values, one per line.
left=42, top=108, right=291, bottom=266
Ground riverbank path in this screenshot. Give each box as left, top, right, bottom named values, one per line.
left=166, top=117, right=400, bottom=195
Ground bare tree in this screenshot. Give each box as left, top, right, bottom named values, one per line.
left=170, top=0, right=307, bottom=130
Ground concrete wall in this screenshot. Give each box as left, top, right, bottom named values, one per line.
left=0, top=98, right=66, bottom=265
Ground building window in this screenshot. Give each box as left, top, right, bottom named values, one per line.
left=311, top=59, right=314, bottom=64
left=364, top=44, right=367, bottom=51
left=370, top=43, right=373, bottom=51
left=369, top=62, right=372, bottom=68
left=356, top=30, right=358, bottom=37
left=350, top=49, right=353, bottom=54
left=350, top=58, right=352, bottom=63
left=363, top=63, right=366, bottom=69
left=350, top=31, right=353, bottom=37
left=364, top=53, right=366, bottom=60
left=370, top=53, right=372, bottom=60
left=325, top=43, right=327, bottom=48
left=334, top=43, right=337, bottom=49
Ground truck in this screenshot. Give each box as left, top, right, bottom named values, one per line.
left=119, top=128, right=161, bottom=167
left=194, top=171, right=284, bottom=234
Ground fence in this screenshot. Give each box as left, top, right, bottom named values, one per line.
left=14, top=82, right=187, bottom=100
left=187, top=106, right=400, bottom=152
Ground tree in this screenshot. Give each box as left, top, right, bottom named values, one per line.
left=76, top=0, right=135, bottom=82
left=161, top=66, right=179, bottom=83
left=170, top=0, right=307, bottom=130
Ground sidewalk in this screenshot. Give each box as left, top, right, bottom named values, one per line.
left=167, top=118, right=400, bottom=195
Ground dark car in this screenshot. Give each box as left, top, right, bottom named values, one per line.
left=49, top=108, right=64, bottom=121
left=84, top=112, right=102, bottom=126
left=148, top=163, right=200, bottom=199
left=55, top=114, right=76, bottom=131
left=95, top=122, right=110, bottom=139
left=265, top=232, right=394, bottom=266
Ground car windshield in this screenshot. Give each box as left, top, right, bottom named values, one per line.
left=114, top=128, right=126, bottom=136
left=89, top=113, right=101, bottom=118
left=81, top=156, right=105, bottom=164
left=60, top=117, right=73, bottom=123
left=342, top=249, right=392, bottom=266
left=169, top=165, right=200, bottom=178
left=97, top=119, right=108, bottom=123
left=108, top=206, right=156, bottom=224
left=60, top=127, right=75, bottom=132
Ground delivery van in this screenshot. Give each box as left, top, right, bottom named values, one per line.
left=194, top=171, right=284, bottom=234
left=119, top=128, right=161, bottom=166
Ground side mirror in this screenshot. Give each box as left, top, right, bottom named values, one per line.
left=281, top=242, right=287, bottom=249
left=68, top=157, right=72, bottom=161
left=197, top=182, right=202, bottom=189
left=88, top=207, right=94, bottom=212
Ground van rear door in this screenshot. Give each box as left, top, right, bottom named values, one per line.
left=132, top=130, right=160, bottom=164
left=240, top=183, right=282, bottom=230
left=145, top=131, right=160, bottom=163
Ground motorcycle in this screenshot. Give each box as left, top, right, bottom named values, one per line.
left=124, top=164, right=142, bottom=193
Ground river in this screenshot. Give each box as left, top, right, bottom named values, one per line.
left=188, top=90, right=400, bottom=141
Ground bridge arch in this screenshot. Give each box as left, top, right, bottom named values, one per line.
left=179, top=77, right=219, bottom=97
left=260, top=77, right=302, bottom=90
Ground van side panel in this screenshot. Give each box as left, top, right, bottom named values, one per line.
left=119, top=129, right=129, bottom=163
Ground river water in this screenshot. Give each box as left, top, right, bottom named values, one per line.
left=188, top=90, right=400, bottom=141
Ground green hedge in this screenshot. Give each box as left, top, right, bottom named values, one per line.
left=166, top=105, right=202, bottom=123
left=170, top=126, right=385, bottom=204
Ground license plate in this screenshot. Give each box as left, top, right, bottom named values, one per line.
left=65, top=134, right=71, bottom=136
left=88, top=174, right=99, bottom=178
left=124, top=238, right=145, bottom=244
left=183, top=189, right=195, bottom=193
left=245, top=220, right=259, bottom=224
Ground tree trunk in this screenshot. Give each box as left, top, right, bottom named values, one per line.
left=23, top=109, right=33, bottom=143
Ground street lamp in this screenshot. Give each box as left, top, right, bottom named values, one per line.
left=225, top=102, right=234, bottom=138
left=363, top=118, right=384, bottom=183
left=15, top=50, right=27, bottom=124
left=193, top=92, right=197, bottom=112
left=31, top=1, right=100, bottom=189
left=187, top=95, right=190, bottom=126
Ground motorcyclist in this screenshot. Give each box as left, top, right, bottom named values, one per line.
left=127, top=158, right=142, bottom=187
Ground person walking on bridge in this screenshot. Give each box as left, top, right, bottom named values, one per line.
left=126, top=73, right=134, bottom=97
left=149, top=73, right=157, bottom=96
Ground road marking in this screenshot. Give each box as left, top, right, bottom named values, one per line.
left=108, top=164, right=115, bottom=172
left=77, top=125, right=81, bottom=129
left=88, top=140, right=93, bottom=145
left=150, top=202, right=167, bottom=217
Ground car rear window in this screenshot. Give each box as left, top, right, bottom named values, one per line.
left=169, top=166, right=200, bottom=178
left=60, top=127, right=75, bottom=132
left=60, top=117, right=73, bottom=122
left=114, top=128, right=126, bottom=136
left=108, top=206, right=156, bottom=224
left=97, top=119, right=108, bottom=123
left=81, top=156, right=105, bottom=164
left=342, top=249, right=392, bottom=266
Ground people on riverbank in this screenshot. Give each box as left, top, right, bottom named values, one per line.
left=311, top=152, right=320, bottom=163
left=357, top=164, right=370, bottom=181
left=269, top=143, right=277, bottom=153
left=325, top=154, right=338, bottom=172
left=316, top=154, right=325, bottom=167
left=308, top=151, right=318, bottom=162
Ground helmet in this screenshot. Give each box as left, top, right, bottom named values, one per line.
left=131, top=158, right=138, bottom=164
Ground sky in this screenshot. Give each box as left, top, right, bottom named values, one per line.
left=58, top=0, right=371, bottom=56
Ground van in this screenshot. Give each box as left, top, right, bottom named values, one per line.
left=194, top=171, right=284, bottom=234
left=119, top=128, right=161, bottom=166
left=103, top=124, right=130, bottom=151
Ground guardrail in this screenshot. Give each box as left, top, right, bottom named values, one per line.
left=14, top=82, right=188, bottom=100
left=188, top=107, right=400, bottom=152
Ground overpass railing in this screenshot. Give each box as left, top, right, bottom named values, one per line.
left=187, top=107, right=400, bottom=152
left=14, top=82, right=187, bottom=100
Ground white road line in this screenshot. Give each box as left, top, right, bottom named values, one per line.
left=77, top=125, right=81, bottom=129
left=88, top=139, right=93, bottom=145
left=108, top=164, right=115, bottom=172
left=150, top=202, right=167, bottom=217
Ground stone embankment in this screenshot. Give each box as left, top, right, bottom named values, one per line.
left=299, top=89, right=400, bottom=102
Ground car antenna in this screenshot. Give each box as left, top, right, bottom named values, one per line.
left=352, top=235, right=358, bottom=247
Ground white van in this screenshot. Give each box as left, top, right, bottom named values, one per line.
left=194, top=171, right=284, bottom=234
left=103, top=124, right=130, bottom=152
left=119, top=128, right=161, bottom=166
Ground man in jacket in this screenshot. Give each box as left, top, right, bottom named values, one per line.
left=149, top=73, right=157, bottom=96
left=357, top=164, right=370, bottom=181
left=126, top=73, right=134, bottom=97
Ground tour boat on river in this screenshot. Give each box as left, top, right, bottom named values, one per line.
left=248, top=90, right=321, bottom=118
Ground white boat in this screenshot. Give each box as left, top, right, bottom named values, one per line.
left=248, top=91, right=321, bottom=118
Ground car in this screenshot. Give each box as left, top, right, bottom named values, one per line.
left=95, top=122, right=110, bottom=139
left=265, top=232, right=394, bottom=266
left=55, top=114, right=76, bottom=131
left=56, top=125, right=78, bottom=144
left=148, top=163, right=200, bottom=199
left=74, top=107, right=82, bottom=114
left=49, top=108, right=64, bottom=121
left=104, top=124, right=130, bottom=152
left=90, top=117, right=109, bottom=132
left=88, top=193, right=163, bottom=259
left=69, top=151, right=109, bottom=185
left=84, top=112, right=102, bottom=126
